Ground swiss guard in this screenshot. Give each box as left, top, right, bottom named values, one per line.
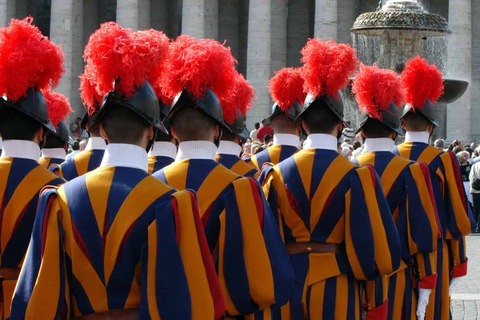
left=153, top=35, right=293, bottom=319
left=39, top=90, right=74, bottom=169
left=262, top=39, right=401, bottom=319
left=216, top=74, right=258, bottom=177
left=394, top=56, right=475, bottom=320
left=245, top=67, right=304, bottom=173
left=12, top=23, right=223, bottom=319
left=351, top=64, right=440, bottom=320
left=0, top=17, right=65, bottom=319
left=53, top=72, right=107, bottom=180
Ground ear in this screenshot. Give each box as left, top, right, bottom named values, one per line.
left=99, top=123, right=108, bottom=141
left=428, top=123, right=434, bottom=134
left=401, top=121, right=407, bottom=131
left=147, top=125, right=154, bottom=141
left=214, top=124, right=220, bottom=138
left=337, top=121, right=343, bottom=132
left=302, top=119, right=308, bottom=134
left=170, top=126, right=178, bottom=140
left=360, top=128, right=366, bottom=139
left=37, top=127, right=44, bottom=142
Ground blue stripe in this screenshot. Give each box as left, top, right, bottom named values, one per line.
left=152, top=156, right=174, bottom=174
left=255, top=148, right=272, bottom=169
left=322, top=277, right=336, bottom=319
left=373, top=152, right=395, bottom=177
left=346, top=275, right=357, bottom=320
left=4, top=158, right=38, bottom=205
left=60, top=156, right=80, bottom=181
left=185, top=160, right=219, bottom=192
left=408, top=142, right=429, bottom=162
left=87, top=150, right=105, bottom=172
left=278, top=145, right=298, bottom=163
left=67, top=255, right=95, bottom=316
left=217, top=154, right=240, bottom=170
left=310, top=149, right=339, bottom=196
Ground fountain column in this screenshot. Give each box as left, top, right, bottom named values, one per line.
left=0, top=0, right=15, bottom=27
left=271, top=0, right=287, bottom=73
left=246, top=0, right=272, bottom=128
left=117, top=0, right=151, bottom=31
left=182, top=0, right=205, bottom=38
left=314, top=0, right=337, bottom=41
left=446, top=0, right=472, bottom=142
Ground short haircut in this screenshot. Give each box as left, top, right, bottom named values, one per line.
left=353, top=141, right=362, bottom=150
left=434, top=139, right=445, bottom=148
left=43, top=133, right=66, bottom=149
left=101, top=105, right=150, bottom=144
left=302, top=100, right=341, bottom=134
left=0, top=107, right=42, bottom=141
left=87, top=115, right=101, bottom=136
left=255, top=122, right=260, bottom=130
left=402, top=112, right=431, bottom=131
left=361, top=118, right=394, bottom=139
left=72, top=140, right=80, bottom=151
left=171, top=108, right=216, bottom=141
left=271, top=114, right=298, bottom=133
left=264, top=134, right=272, bottom=143
left=452, top=145, right=463, bottom=155
left=221, top=130, right=237, bottom=142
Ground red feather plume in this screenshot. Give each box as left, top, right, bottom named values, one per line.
left=219, top=73, right=256, bottom=124
left=0, top=17, right=65, bottom=102
left=352, top=64, right=404, bottom=120
left=160, top=36, right=238, bottom=117
left=42, top=89, right=72, bottom=128
left=269, top=67, right=306, bottom=111
left=401, top=55, right=444, bottom=109
left=79, top=66, right=103, bottom=115
left=300, top=39, right=358, bottom=98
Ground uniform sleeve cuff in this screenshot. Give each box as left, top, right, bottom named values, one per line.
left=366, top=299, right=388, bottom=320
left=419, top=273, right=437, bottom=289
left=452, top=258, right=468, bottom=278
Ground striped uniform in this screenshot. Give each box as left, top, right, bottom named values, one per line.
left=54, top=149, right=105, bottom=181
left=148, top=156, right=174, bottom=175
left=394, top=142, right=475, bottom=320
left=245, top=145, right=298, bottom=171
left=215, top=153, right=258, bottom=178
left=0, top=156, right=64, bottom=319
left=262, top=148, right=402, bottom=320
left=39, top=157, right=64, bottom=170
left=353, top=151, right=440, bottom=320
left=154, top=159, right=294, bottom=319
left=11, top=166, right=224, bottom=319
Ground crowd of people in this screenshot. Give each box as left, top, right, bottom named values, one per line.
left=0, top=16, right=474, bottom=320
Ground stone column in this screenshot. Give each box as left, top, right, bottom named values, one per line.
left=314, top=0, right=337, bottom=41
left=246, top=0, right=272, bottom=128
left=182, top=0, right=205, bottom=38
left=204, top=0, right=218, bottom=39
left=219, top=0, right=239, bottom=60
left=337, top=0, right=359, bottom=44
left=0, top=0, right=15, bottom=27
left=116, top=0, right=150, bottom=31
left=50, top=0, right=84, bottom=123
left=270, top=0, right=287, bottom=73
left=446, top=0, right=472, bottom=142
left=287, top=0, right=309, bottom=67
left=471, top=0, right=480, bottom=143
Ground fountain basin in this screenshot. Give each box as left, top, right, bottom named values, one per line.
left=438, top=79, right=469, bottom=104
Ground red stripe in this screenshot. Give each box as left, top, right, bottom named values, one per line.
left=115, top=219, right=138, bottom=266
left=41, top=190, right=57, bottom=258
left=201, top=203, right=214, bottom=228
left=248, top=177, right=264, bottom=229
left=187, top=190, right=226, bottom=320
left=452, top=258, right=468, bottom=278
left=419, top=273, right=438, bottom=289
left=102, top=210, right=108, bottom=257
left=419, top=161, right=442, bottom=239
left=12, top=201, right=30, bottom=236
left=366, top=298, right=388, bottom=320
left=171, top=198, right=180, bottom=243
left=285, top=186, right=302, bottom=220
left=0, top=193, right=5, bottom=251
left=365, top=165, right=377, bottom=187
left=71, top=218, right=94, bottom=265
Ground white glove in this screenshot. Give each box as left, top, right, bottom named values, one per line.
left=450, top=277, right=461, bottom=295
left=416, top=288, right=431, bottom=320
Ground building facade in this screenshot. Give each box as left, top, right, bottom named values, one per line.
left=0, top=0, right=477, bottom=143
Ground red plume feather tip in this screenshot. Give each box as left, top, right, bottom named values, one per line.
left=401, top=55, right=444, bottom=109
left=219, top=73, right=256, bottom=124
left=352, top=64, right=404, bottom=120
left=0, top=17, right=65, bottom=102
left=79, top=68, right=102, bottom=115
left=269, top=67, right=306, bottom=112
left=160, top=37, right=239, bottom=116
left=300, top=39, right=358, bottom=99
left=42, top=89, right=72, bottom=128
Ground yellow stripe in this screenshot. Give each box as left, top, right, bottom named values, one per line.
left=38, top=157, right=50, bottom=168
left=268, top=145, right=282, bottom=165
left=417, top=145, right=441, bottom=165
left=148, top=156, right=156, bottom=175
left=230, top=160, right=256, bottom=177
left=147, top=222, right=161, bottom=320
left=104, top=177, right=172, bottom=284
left=345, top=190, right=367, bottom=280
left=381, top=156, right=410, bottom=195
left=397, top=142, right=413, bottom=160
left=295, top=150, right=315, bottom=201
left=162, top=160, right=189, bottom=191
left=356, top=152, right=376, bottom=168
left=74, top=150, right=93, bottom=177
left=2, top=165, right=58, bottom=253
left=174, top=190, right=215, bottom=318
left=58, top=187, right=109, bottom=312
left=335, top=275, right=348, bottom=318
left=85, top=167, right=115, bottom=245
left=0, top=158, right=12, bottom=260
left=196, top=165, right=238, bottom=215
left=391, top=271, right=405, bottom=320
left=308, top=279, right=325, bottom=318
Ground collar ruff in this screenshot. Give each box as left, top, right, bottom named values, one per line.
left=176, top=141, right=217, bottom=162
left=2, top=140, right=40, bottom=161
left=303, top=134, right=337, bottom=151
left=148, top=141, right=177, bottom=159
left=273, top=133, right=300, bottom=148
left=405, top=131, right=430, bottom=144
left=41, top=148, right=66, bottom=160
left=363, top=138, right=395, bottom=153
left=217, top=140, right=242, bottom=156
left=101, top=143, right=148, bottom=172
left=86, top=137, right=107, bottom=151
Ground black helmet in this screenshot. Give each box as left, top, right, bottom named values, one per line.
left=358, top=102, right=405, bottom=135
left=94, top=80, right=168, bottom=134
left=295, top=92, right=348, bottom=127
left=227, top=114, right=249, bottom=140
left=0, top=87, right=56, bottom=134
left=50, top=121, right=74, bottom=145
left=400, top=100, right=439, bottom=127
left=164, top=87, right=229, bottom=131
left=267, top=102, right=302, bottom=122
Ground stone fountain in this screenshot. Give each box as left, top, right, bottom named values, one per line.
left=343, top=0, right=468, bottom=140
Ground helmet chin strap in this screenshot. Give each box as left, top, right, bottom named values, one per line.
left=214, top=129, right=223, bottom=148
left=146, top=129, right=157, bottom=152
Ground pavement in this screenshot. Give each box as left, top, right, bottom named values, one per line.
left=451, top=234, right=480, bottom=320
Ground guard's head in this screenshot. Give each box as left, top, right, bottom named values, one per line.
left=86, top=115, right=101, bottom=137
left=401, top=111, right=434, bottom=134
left=43, top=133, right=67, bottom=150
left=0, top=107, right=44, bottom=144
left=170, top=108, right=220, bottom=143
left=301, top=100, right=342, bottom=137
left=361, top=118, right=396, bottom=140
left=99, top=105, right=154, bottom=149
left=271, top=114, right=301, bottom=136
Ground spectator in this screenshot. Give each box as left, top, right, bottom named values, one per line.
left=458, top=151, right=473, bottom=205
left=470, top=160, right=480, bottom=232
left=250, top=122, right=260, bottom=140
left=244, top=142, right=252, bottom=155
left=71, top=117, right=82, bottom=139
left=337, top=141, right=342, bottom=154
left=254, top=145, right=266, bottom=154
left=256, top=119, right=274, bottom=142
left=264, top=134, right=272, bottom=145
left=341, top=146, right=353, bottom=159
left=452, top=145, right=463, bottom=155
left=434, top=138, right=445, bottom=151
left=353, top=141, right=362, bottom=151
left=79, top=139, right=88, bottom=151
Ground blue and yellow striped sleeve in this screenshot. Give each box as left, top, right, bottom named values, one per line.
left=11, top=187, right=69, bottom=319
left=141, top=189, right=226, bottom=319
left=219, top=177, right=293, bottom=317
left=345, top=166, right=401, bottom=281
